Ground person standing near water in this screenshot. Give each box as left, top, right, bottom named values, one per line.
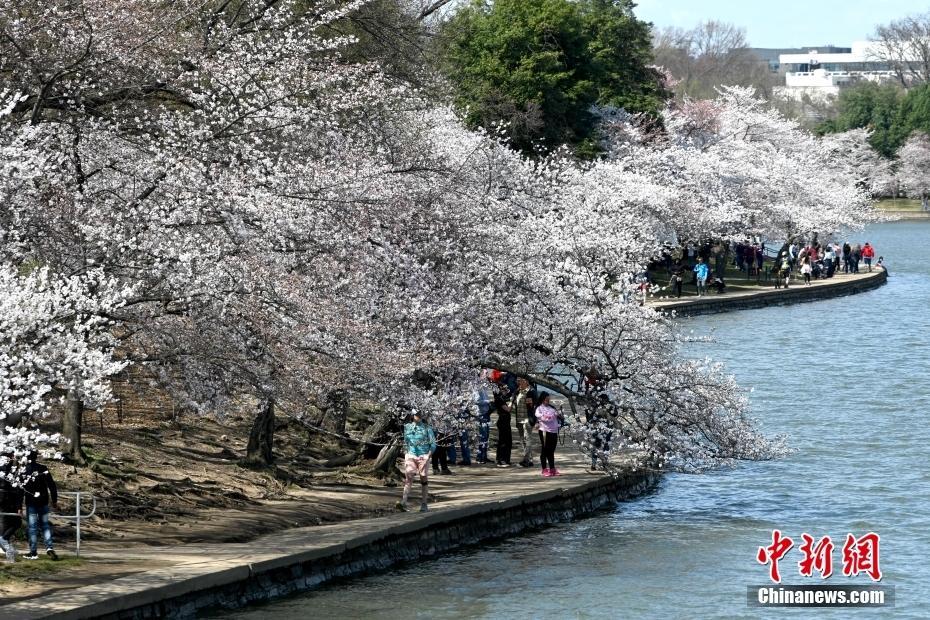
left=862, top=242, right=875, bottom=272
left=514, top=378, right=536, bottom=468
left=494, top=383, right=513, bottom=467
left=669, top=260, right=685, bottom=298
left=401, top=411, right=436, bottom=513
left=534, top=393, right=561, bottom=477
left=693, top=257, right=709, bottom=297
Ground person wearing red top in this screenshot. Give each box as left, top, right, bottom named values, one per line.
left=862, top=242, right=875, bottom=272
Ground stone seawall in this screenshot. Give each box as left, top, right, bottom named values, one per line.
left=36, top=469, right=658, bottom=619
left=653, top=269, right=887, bottom=318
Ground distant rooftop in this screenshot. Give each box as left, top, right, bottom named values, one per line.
left=750, top=46, right=852, bottom=63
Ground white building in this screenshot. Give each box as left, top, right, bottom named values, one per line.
left=776, top=41, right=899, bottom=100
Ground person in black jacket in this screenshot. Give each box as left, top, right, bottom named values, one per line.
left=494, top=382, right=513, bottom=467
left=0, top=454, right=24, bottom=563
left=22, top=451, right=58, bottom=560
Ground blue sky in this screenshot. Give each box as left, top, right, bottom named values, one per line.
left=633, top=0, right=930, bottom=48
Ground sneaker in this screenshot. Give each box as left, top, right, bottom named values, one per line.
left=440, top=468, right=453, bottom=475
left=395, top=501, right=409, bottom=512
left=541, top=468, right=551, bottom=477
left=551, top=469, right=562, bottom=476
left=419, top=503, right=429, bottom=513
left=46, top=549, right=58, bottom=561
left=24, top=553, right=39, bottom=560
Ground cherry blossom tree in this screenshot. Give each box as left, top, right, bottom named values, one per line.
left=0, top=265, right=126, bottom=481
left=820, top=128, right=895, bottom=198
left=0, top=4, right=873, bottom=477
left=897, top=131, right=930, bottom=210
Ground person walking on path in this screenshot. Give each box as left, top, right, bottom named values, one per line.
left=22, top=451, right=58, bottom=560
left=693, top=257, right=709, bottom=297
left=514, top=378, right=536, bottom=468
left=0, top=455, right=23, bottom=564
left=401, top=411, right=436, bottom=513
left=862, top=242, right=875, bottom=272
left=774, top=255, right=790, bottom=289
left=534, top=393, right=561, bottom=477
left=842, top=242, right=851, bottom=273
left=850, top=243, right=862, bottom=273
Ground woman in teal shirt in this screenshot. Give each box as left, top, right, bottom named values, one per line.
left=402, top=411, right=437, bottom=512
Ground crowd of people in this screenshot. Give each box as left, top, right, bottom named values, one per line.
left=773, top=240, right=879, bottom=288
left=0, top=451, right=60, bottom=564
left=399, top=370, right=604, bottom=513
left=658, top=238, right=882, bottom=297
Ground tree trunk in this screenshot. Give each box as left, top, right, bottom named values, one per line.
left=245, top=398, right=275, bottom=465
left=320, top=389, right=350, bottom=434
left=61, top=391, right=86, bottom=464
left=372, top=437, right=401, bottom=474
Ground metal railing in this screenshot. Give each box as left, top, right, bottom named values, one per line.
left=0, top=491, right=97, bottom=557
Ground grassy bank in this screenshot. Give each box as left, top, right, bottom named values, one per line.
left=0, top=556, right=83, bottom=585
left=876, top=198, right=922, bottom=211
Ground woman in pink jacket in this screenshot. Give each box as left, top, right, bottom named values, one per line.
left=534, top=393, right=561, bottom=477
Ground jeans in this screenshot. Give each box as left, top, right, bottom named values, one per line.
left=696, top=276, right=707, bottom=296
left=447, top=430, right=471, bottom=465
left=27, top=505, right=53, bottom=554
left=476, top=404, right=491, bottom=462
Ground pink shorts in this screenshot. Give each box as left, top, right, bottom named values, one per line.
left=404, top=453, right=430, bottom=478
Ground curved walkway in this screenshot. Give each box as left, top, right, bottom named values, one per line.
left=3, top=451, right=657, bottom=619
left=650, top=268, right=887, bottom=317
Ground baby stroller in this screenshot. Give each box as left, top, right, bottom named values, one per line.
left=811, top=259, right=825, bottom=279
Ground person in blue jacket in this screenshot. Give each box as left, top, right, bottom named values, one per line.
left=694, top=256, right=710, bottom=297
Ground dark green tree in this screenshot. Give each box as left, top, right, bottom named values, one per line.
left=816, top=82, right=903, bottom=157
left=888, top=83, right=930, bottom=150
left=439, top=0, right=666, bottom=156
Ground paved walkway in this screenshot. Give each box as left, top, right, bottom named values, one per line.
left=650, top=268, right=886, bottom=314
left=2, top=450, right=614, bottom=619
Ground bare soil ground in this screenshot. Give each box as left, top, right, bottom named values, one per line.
left=0, top=406, right=400, bottom=602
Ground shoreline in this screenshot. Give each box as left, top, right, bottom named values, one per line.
left=3, top=270, right=889, bottom=618
left=3, top=453, right=659, bottom=619
left=650, top=268, right=887, bottom=317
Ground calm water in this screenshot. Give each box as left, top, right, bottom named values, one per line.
left=220, top=221, right=930, bottom=619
